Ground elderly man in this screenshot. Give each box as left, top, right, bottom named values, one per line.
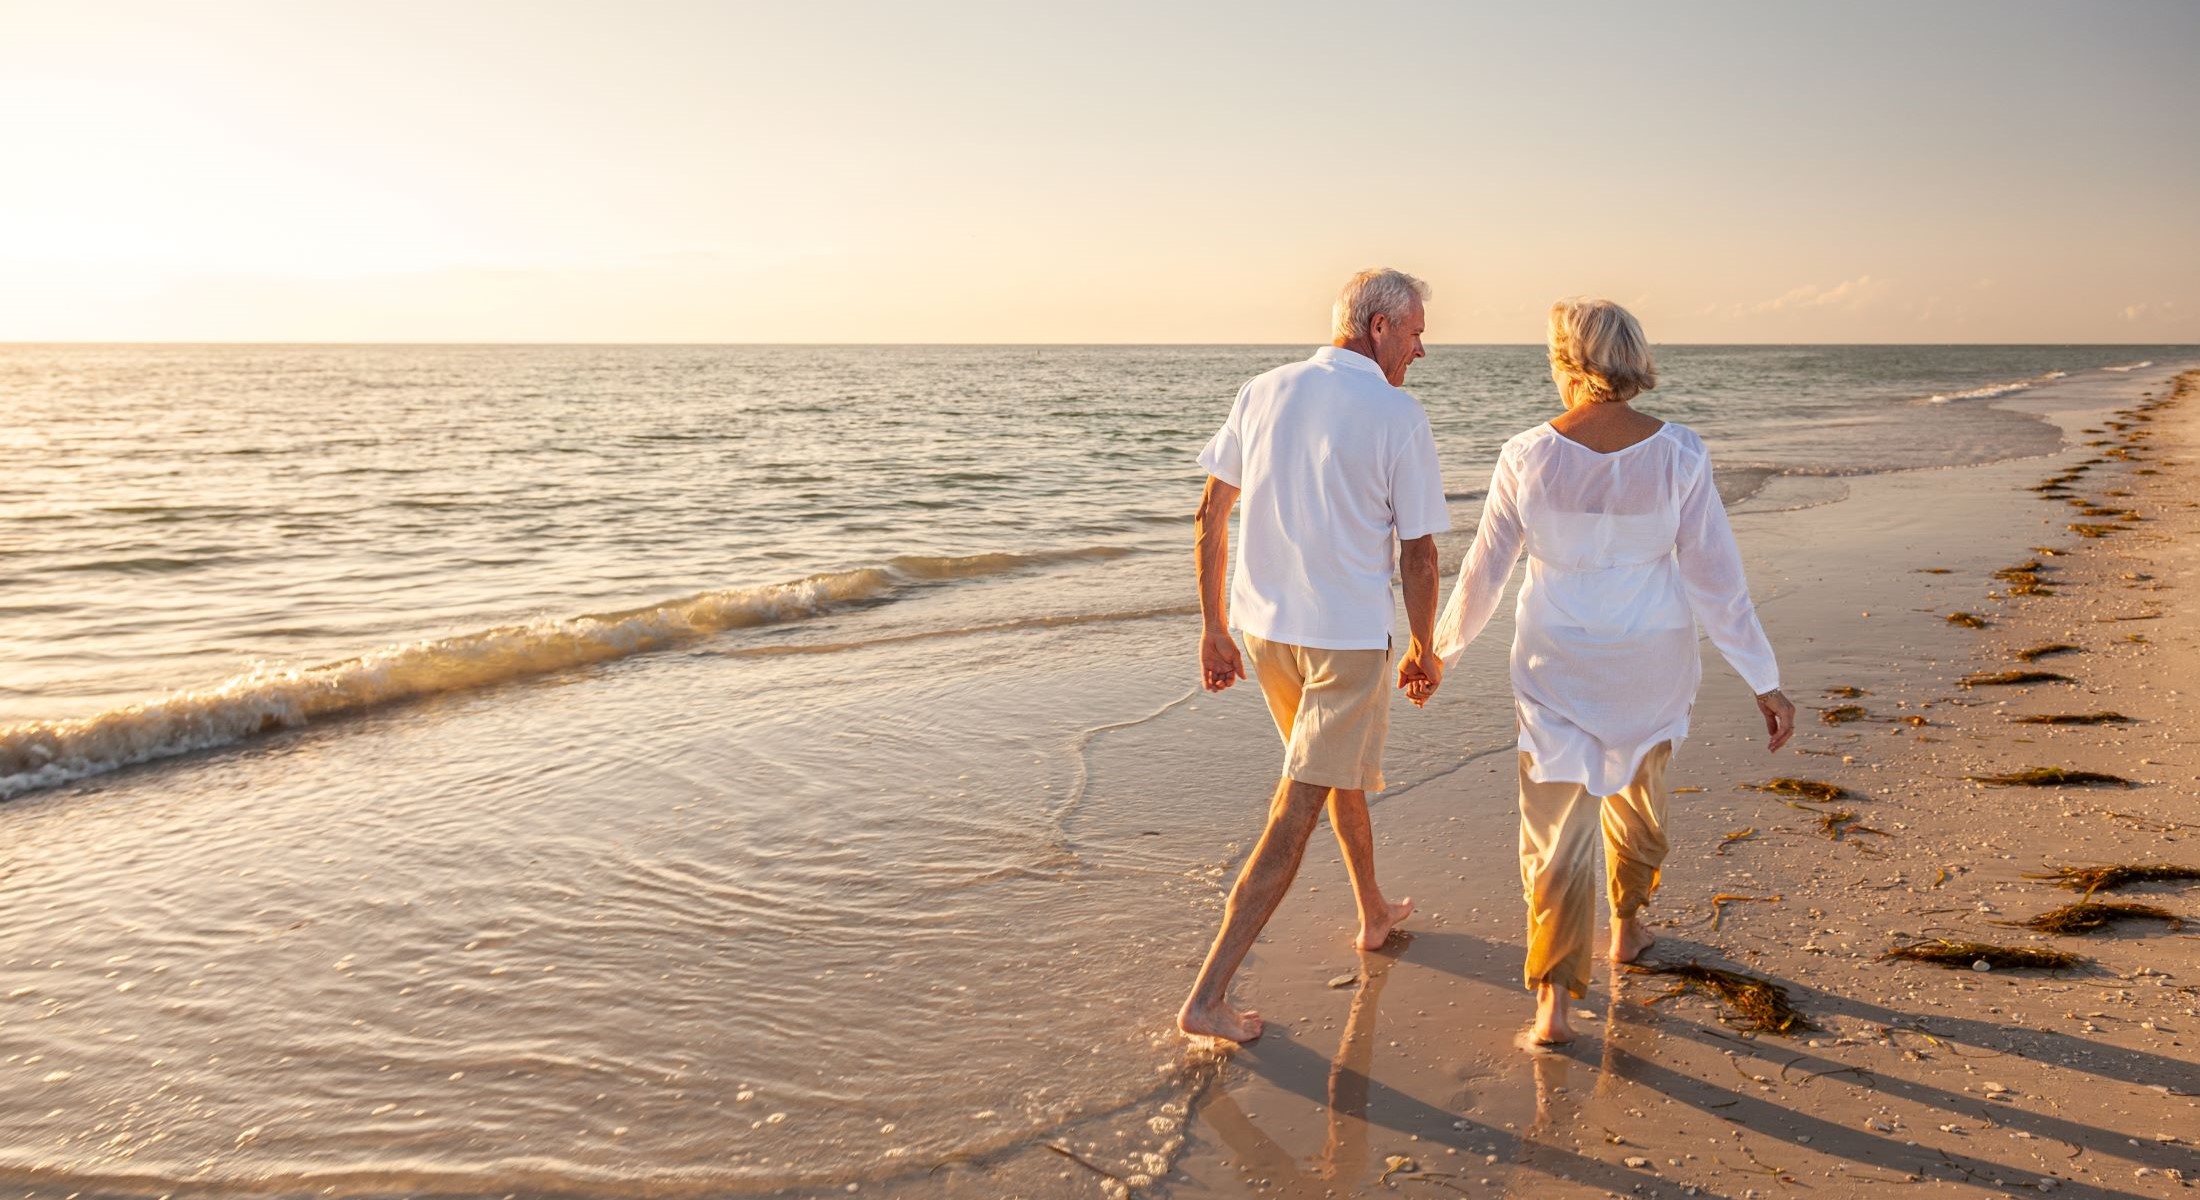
left=1177, top=268, right=1450, bottom=1044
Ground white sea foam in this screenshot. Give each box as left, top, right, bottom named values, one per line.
left=1923, top=370, right=2067, bottom=403
left=2101, top=360, right=2153, bottom=372
left=0, top=547, right=1130, bottom=801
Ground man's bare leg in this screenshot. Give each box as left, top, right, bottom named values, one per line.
left=1179, top=777, right=1328, bottom=1042
left=1327, top=788, right=1414, bottom=951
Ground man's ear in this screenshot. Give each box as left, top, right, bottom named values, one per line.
left=1368, top=312, right=1388, bottom=338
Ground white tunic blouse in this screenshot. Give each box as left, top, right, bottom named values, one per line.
left=1433, top=422, right=1780, bottom=795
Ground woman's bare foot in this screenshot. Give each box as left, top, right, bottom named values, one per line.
left=1611, top=914, right=1656, bottom=964
left=1530, top=982, right=1576, bottom=1045
left=1178, top=998, right=1264, bottom=1043
left=1357, top=896, right=1415, bottom=951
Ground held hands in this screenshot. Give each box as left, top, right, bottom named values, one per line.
left=1200, top=626, right=1247, bottom=692
left=1757, top=688, right=1796, bottom=752
left=1397, top=643, right=1442, bottom=708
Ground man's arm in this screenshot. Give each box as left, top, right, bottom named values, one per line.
left=1196, top=476, right=1245, bottom=692
left=1395, top=534, right=1441, bottom=706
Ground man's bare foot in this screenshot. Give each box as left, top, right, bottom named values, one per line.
left=1530, top=982, right=1576, bottom=1046
left=1611, top=914, right=1656, bottom=964
left=1178, top=998, right=1263, bottom=1043
left=1357, top=896, right=1415, bottom=951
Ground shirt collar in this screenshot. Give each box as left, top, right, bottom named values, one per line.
left=1311, top=345, right=1385, bottom=376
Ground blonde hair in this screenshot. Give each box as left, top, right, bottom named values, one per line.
left=1547, top=298, right=1657, bottom=404
left=1332, top=268, right=1430, bottom=341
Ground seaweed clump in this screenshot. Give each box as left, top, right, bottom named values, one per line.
left=2025, top=864, right=2200, bottom=895
left=2014, top=643, right=2081, bottom=662
left=1744, top=778, right=1852, bottom=802
left=2011, top=712, right=2132, bottom=726
left=1946, top=612, right=1990, bottom=629
left=1883, top=940, right=2085, bottom=970
left=1627, top=962, right=1812, bottom=1035
left=2018, top=902, right=2182, bottom=935
left=1820, top=704, right=1867, bottom=725
left=1824, top=685, right=1867, bottom=698
left=1967, top=767, right=2131, bottom=787
left=1961, top=670, right=2073, bottom=687
left=1817, top=809, right=1888, bottom=840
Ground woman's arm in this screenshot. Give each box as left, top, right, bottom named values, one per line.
left=1432, top=450, right=1525, bottom=666
left=1674, top=447, right=1792, bottom=749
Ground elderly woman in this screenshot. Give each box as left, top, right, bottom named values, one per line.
left=1434, top=298, right=1796, bottom=1045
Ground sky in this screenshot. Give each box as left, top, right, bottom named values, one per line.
left=1, top=0, right=2195, bottom=343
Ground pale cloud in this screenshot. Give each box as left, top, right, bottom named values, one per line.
left=2123, top=303, right=2149, bottom=321
left=1715, top=275, right=1888, bottom=321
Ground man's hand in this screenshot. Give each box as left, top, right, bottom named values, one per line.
left=1201, top=627, right=1247, bottom=692
left=1397, top=643, right=1441, bottom=708
left=1757, top=688, right=1795, bottom=752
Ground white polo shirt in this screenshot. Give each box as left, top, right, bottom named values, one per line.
left=1197, top=346, right=1451, bottom=651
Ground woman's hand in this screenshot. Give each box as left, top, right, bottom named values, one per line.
left=1756, top=689, right=1795, bottom=752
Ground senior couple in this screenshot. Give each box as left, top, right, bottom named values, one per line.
left=1179, top=268, right=1797, bottom=1047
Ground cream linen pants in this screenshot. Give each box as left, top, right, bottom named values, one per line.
left=1517, top=741, right=1673, bottom=998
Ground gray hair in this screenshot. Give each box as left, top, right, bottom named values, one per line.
left=1331, top=268, right=1430, bottom=341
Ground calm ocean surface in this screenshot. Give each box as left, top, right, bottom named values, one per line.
left=0, top=344, right=2185, bottom=1195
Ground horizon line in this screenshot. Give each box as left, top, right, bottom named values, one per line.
left=4, top=340, right=2197, bottom=350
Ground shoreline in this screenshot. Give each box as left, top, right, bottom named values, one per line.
left=1159, top=363, right=2200, bottom=1198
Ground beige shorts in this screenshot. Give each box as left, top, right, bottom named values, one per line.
left=1243, top=634, right=1391, bottom=792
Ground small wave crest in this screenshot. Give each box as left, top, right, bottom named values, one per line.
left=2101, top=360, right=2153, bottom=373
left=1923, top=370, right=2067, bottom=403
left=0, top=547, right=1132, bottom=801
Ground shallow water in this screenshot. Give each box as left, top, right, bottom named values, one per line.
left=0, top=343, right=2188, bottom=1194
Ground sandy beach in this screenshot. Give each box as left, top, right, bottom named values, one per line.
left=1153, top=364, right=2200, bottom=1199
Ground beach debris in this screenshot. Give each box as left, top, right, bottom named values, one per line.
left=1825, top=685, right=1868, bottom=698
left=1945, top=612, right=1990, bottom=629
left=1716, top=827, right=1758, bottom=855
left=2011, top=712, right=2133, bottom=725
left=1967, top=767, right=2132, bottom=787
left=2014, top=643, right=2081, bottom=662
left=2069, top=524, right=2120, bottom=538
left=1627, top=961, right=1812, bottom=1034
left=1327, top=970, right=1360, bottom=989
left=2030, top=546, right=2068, bottom=557
left=1625, top=1156, right=1652, bottom=1169
left=1044, top=1142, right=1129, bottom=1186
left=2025, top=864, right=2200, bottom=896
left=1914, top=567, right=1954, bottom=574
left=1673, top=786, right=1707, bottom=794
left=1899, top=714, right=1931, bottom=727
left=1994, top=562, right=2056, bottom=596
left=1816, top=809, right=1891, bottom=841
left=1710, top=893, right=1782, bottom=930
left=2017, top=902, right=2182, bottom=935
left=1821, top=704, right=1867, bottom=724
left=1745, top=777, right=1852, bottom=802
left=1961, top=670, right=2073, bottom=687
left=1883, top=939, right=2086, bottom=971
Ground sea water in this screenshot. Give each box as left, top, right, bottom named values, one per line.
left=0, top=343, right=2183, bottom=1194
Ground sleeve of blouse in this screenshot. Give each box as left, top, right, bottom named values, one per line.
left=1433, top=447, right=1525, bottom=666
left=1674, top=444, right=1781, bottom=694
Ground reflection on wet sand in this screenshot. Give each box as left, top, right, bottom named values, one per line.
left=1197, top=945, right=1392, bottom=1196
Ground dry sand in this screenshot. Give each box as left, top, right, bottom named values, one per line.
left=1153, top=365, right=2200, bottom=1199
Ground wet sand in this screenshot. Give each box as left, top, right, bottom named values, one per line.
left=1158, top=365, right=2200, bottom=1198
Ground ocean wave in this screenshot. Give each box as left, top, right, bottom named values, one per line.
left=1922, top=371, right=2067, bottom=403
left=2101, top=360, right=2153, bottom=372
left=0, top=546, right=1133, bottom=801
